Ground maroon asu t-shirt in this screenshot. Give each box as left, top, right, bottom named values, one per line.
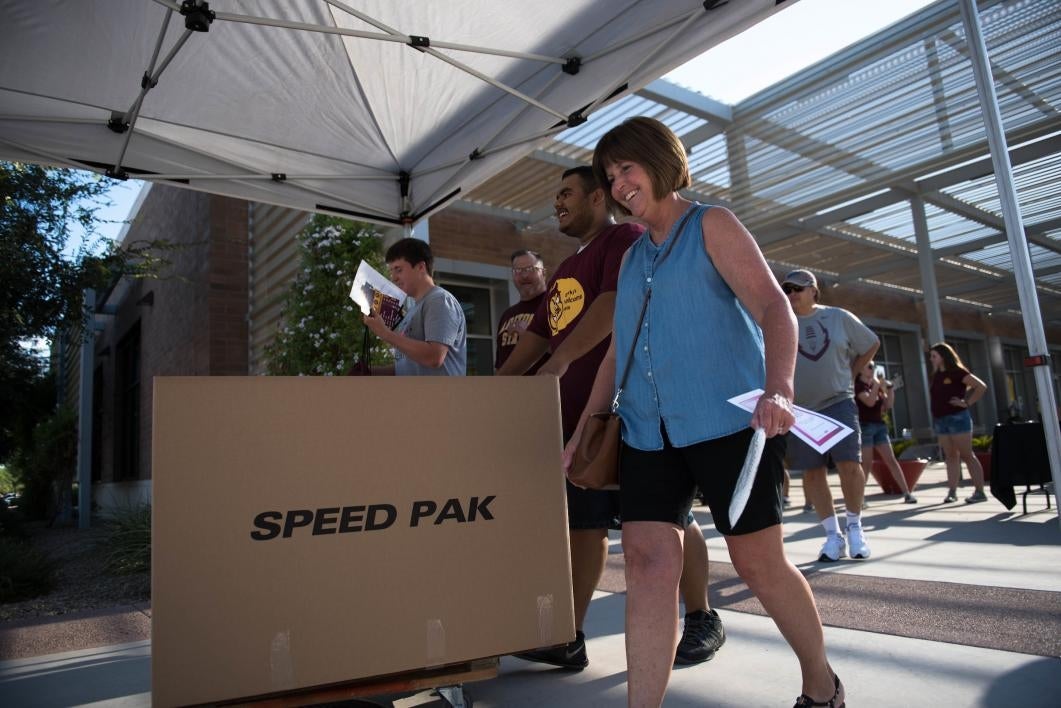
left=495, top=293, right=546, bottom=373
left=526, top=222, right=642, bottom=440
left=931, top=368, right=970, bottom=418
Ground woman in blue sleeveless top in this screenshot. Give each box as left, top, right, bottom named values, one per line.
left=563, top=117, right=843, bottom=708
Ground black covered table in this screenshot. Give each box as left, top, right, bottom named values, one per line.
left=989, top=421, right=1056, bottom=513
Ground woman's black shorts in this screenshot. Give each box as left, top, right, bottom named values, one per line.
left=619, top=427, right=785, bottom=536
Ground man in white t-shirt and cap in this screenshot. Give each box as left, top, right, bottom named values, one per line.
left=782, top=269, right=879, bottom=561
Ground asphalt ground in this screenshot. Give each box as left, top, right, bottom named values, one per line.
left=1, top=461, right=1059, bottom=707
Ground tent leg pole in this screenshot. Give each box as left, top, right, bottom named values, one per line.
left=958, top=0, right=1061, bottom=529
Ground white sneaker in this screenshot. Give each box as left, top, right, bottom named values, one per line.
left=818, top=533, right=847, bottom=562
left=847, top=524, right=871, bottom=559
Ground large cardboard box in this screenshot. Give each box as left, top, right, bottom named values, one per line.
left=152, top=377, right=574, bottom=706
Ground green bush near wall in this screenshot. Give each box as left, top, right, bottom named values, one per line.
left=103, top=504, right=151, bottom=576
left=0, top=537, right=57, bottom=603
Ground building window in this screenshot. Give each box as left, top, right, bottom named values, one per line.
left=440, top=281, right=497, bottom=377
left=875, top=331, right=910, bottom=438
left=115, top=322, right=141, bottom=481
left=1002, top=344, right=1029, bottom=421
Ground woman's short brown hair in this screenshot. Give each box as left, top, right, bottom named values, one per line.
left=592, top=116, right=691, bottom=215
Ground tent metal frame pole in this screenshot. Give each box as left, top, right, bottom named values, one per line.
left=419, top=48, right=567, bottom=122
left=583, top=9, right=697, bottom=63
left=586, top=6, right=701, bottom=116
left=415, top=127, right=565, bottom=209
left=322, top=0, right=565, bottom=64
left=112, top=25, right=193, bottom=175
left=214, top=5, right=564, bottom=63
left=198, top=3, right=573, bottom=123
left=140, top=173, right=390, bottom=181
left=412, top=69, right=567, bottom=200
left=958, top=0, right=1061, bottom=525
left=320, top=1, right=570, bottom=121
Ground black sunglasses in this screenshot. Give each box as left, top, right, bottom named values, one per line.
left=782, top=284, right=805, bottom=294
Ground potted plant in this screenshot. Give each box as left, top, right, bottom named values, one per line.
left=972, top=435, right=993, bottom=482
left=871, top=439, right=927, bottom=495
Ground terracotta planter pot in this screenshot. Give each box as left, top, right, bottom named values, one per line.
left=870, top=455, right=927, bottom=495
left=974, top=451, right=991, bottom=482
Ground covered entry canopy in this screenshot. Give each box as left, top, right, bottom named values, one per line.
left=0, top=0, right=790, bottom=225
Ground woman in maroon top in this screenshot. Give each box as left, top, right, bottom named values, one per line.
left=856, top=361, right=917, bottom=503
left=929, top=342, right=988, bottom=503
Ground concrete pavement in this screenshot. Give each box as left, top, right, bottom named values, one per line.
left=1, top=462, right=1059, bottom=707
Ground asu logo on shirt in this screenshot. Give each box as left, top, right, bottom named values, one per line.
left=798, top=320, right=831, bottom=361
left=547, top=277, right=585, bottom=336
left=498, top=312, right=534, bottom=348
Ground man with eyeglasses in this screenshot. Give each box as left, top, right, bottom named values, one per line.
left=782, top=269, right=879, bottom=562
left=495, top=250, right=549, bottom=373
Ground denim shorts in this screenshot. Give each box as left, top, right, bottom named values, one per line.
left=933, top=410, right=973, bottom=435
left=860, top=421, right=890, bottom=447
left=787, top=398, right=861, bottom=469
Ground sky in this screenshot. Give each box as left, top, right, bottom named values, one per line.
left=94, top=0, right=937, bottom=245
left=665, top=0, right=937, bottom=104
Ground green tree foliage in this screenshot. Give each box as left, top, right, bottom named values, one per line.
left=1, top=163, right=174, bottom=516
left=265, top=215, right=393, bottom=375
left=0, top=465, right=16, bottom=495
left=1, top=163, right=176, bottom=353
left=0, top=162, right=111, bottom=349
left=0, top=537, right=57, bottom=603
left=5, top=405, right=77, bottom=524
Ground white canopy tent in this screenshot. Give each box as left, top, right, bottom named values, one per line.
left=0, top=0, right=791, bottom=226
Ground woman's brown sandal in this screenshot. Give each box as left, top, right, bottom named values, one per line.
left=793, top=673, right=844, bottom=707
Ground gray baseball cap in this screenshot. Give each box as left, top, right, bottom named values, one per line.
left=782, top=269, right=818, bottom=289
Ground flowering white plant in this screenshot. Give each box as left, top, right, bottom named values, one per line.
left=265, top=215, right=393, bottom=375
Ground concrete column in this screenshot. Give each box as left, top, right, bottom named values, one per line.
left=911, top=194, right=944, bottom=346
left=76, top=289, right=96, bottom=529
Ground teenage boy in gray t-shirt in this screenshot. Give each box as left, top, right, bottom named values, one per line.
left=362, top=238, right=467, bottom=377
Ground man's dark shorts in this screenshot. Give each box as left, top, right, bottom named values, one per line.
left=566, top=481, right=621, bottom=530
left=619, top=427, right=785, bottom=536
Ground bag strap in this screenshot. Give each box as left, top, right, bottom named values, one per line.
left=612, top=205, right=700, bottom=412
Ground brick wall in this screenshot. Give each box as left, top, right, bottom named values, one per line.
left=429, top=209, right=578, bottom=272
left=89, top=185, right=250, bottom=482
left=208, top=196, right=249, bottom=375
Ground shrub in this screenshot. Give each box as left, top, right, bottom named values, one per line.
left=0, top=465, right=17, bottom=494
left=891, top=439, right=916, bottom=458
left=972, top=435, right=993, bottom=452
left=103, top=504, right=151, bottom=575
left=12, top=406, right=77, bottom=523
left=0, top=537, right=57, bottom=603
left=265, top=214, right=393, bottom=375
left=0, top=502, right=28, bottom=540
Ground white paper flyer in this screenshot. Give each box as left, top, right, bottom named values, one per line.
left=349, top=261, right=406, bottom=330
left=727, top=389, right=853, bottom=454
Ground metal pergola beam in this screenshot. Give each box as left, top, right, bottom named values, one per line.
left=451, top=199, right=532, bottom=224
left=638, top=79, right=732, bottom=125
left=916, top=131, right=1061, bottom=193
left=924, top=191, right=1061, bottom=255
left=799, top=188, right=910, bottom=229
left=743, top=115, right=1061, bottom=233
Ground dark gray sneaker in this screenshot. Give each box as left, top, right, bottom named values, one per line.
left=675, top=609, right=726, bottom=665
left=513, top=630, right=588, bottom=670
